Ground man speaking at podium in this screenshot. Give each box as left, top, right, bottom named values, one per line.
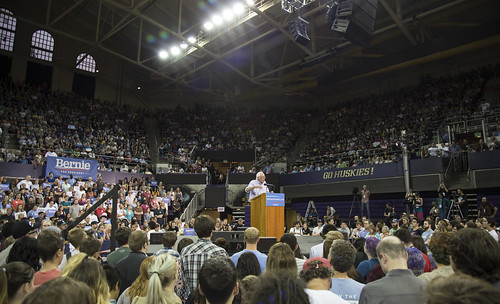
left=246, top=172, right=270, bottom=201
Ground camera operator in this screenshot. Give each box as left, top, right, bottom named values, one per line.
left=437, top=181, right=449, bottom=198
left=455, top=188, right=468, bottom=220
left=405, top=188, right=416, bottom=216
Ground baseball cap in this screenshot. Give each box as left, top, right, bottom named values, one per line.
left=12, top=220, right=36, bottom=239
left=392, top=218, right=399, bottom=223
left=302, top=257, right=331, bottom=270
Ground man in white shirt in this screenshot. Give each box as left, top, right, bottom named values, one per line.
left=245, top=172, right=269, bottom=201
left=312, top=220, right=323, bottom=236
left=17, top=175, right=33, bottom=190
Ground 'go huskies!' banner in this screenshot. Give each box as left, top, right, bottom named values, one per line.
left=46, top=156, right=98, bottom=180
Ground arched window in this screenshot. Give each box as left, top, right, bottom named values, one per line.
left=76, top=53, right=97, bottom=73
left=0, top=8, right=17, bottom=52
left=30, top=30, right=54, bottom=62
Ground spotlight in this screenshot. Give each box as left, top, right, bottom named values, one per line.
left=180, top=41, right=188, bottom=49
left=246, top=0, right=254, bottom=6
left=159, top=50, right=169, bottom=59
left=187, top=36, right=197, bottom=43
left=222, top=8, right=234, bottom=21
left=137, top=86, right=141, bottom=90
left=212, top=14, right=223, bottom=25
left=170, top=46, right=181, bottom=56
left=203, top=21, right=214, bottom=30
left=233, top=3, right=245, bottom=15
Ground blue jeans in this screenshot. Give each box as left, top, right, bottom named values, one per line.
left=361, top=202, right=371, bottom=219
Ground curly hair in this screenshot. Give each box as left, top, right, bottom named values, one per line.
left=447, top=228, right=500, bottom=283
left=299, top=260, right=332, bottom=283
left=428, top=231, right=451, bottom=266
left=423, top=274, right=500, bottom=304
left=7, top=236, right=40, bottom=271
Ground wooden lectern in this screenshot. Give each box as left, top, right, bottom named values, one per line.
left=250, top=193, right=285, bottom=240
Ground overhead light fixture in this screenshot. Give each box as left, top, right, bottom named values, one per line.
left=170, top=46, right=181, bottom=56
left=203, top=21, right=214, bottom=30
left=222, top=8, right=234, bottom=21
left=180, top=41, right=188, bottom=49
left=187, top=36, right=197, bottom=43
left=212, top=14, right=223, bottom=25
left=233, top=3, right=245, bottom=15
left=159, top=50, right=169, bottom=59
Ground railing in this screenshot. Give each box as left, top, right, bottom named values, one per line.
left=2, top=146, right=151, bottom=172
left=180, top=188, right=205, bottom=222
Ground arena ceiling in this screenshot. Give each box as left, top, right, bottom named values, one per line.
left=4, top=0, right=500, bottom=102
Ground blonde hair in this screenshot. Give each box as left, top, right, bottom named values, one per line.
left=61, top=253, right=109, bottom=304
left=323, top=231, right=344, bottom=259
left=244, top=227, right=260, bottom=244
left=266, top=242, right=297, bottom=277
left=128, top=256, right=153, bottom=299
left=145, top=254, right=181, bottom=304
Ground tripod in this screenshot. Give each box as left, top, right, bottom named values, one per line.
left=447, top=199, right=463, bottom=219
left=348, top=193, right=360, bottom=226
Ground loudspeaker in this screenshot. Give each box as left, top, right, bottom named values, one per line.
left=211, top=231, right=245, bottom=255
left=257, top=237, right=277, bottom=254
left=205, top=185, right=226, bottom=208
left=290, top=17, right=310, bottom=46
left=332, top=0, right=378, bottom=48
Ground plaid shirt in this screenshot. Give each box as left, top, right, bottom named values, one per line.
left=180, top=238, right=228, bottom=294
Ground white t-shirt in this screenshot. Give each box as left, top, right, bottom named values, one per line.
left=305, top=289, right=349, bottom=304
left=488, top=229, right=499, bottom=242
left=313, top=226, right=323, bottom=235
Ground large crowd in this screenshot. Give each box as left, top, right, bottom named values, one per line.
left=1, top=65, right=500, bottom=175
left=0, top=78, right=151, bottom=172
left=0, top=172, right=499, bottom=304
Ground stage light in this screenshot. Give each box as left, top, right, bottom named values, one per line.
left=180, top=41, right=188, bottom=49
left=187, top=36, right=197, bottom=43
left=137, top=86, right=141, bottom=90
left=222, top=8, right=234, bottom=21
left=170, top=46, right=181, bottom=56
left=159, top=50, right=169, bottom=59
left=212, top=14, right=223, bottom=25
left=233, top=3, right=245, bottom=15
left=203, top=21, right=214, bottom=30
left=246, top=0, right=254, bottom=6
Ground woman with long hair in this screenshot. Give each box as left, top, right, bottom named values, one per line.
left=61, top=253, right=109, bottom=304
left=265, top=242, right=297, bottom=277
left=236, top=251, right=261, bottom=280
left=3, top=261, right=35, bottom=304
left=117, top=256, right=153, bottom=304
left=131, top=253, right=181, bottom=304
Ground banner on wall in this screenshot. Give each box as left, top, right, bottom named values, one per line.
left=280, top=163, right=403, bottom=186
left=45, top=156, right=98, bottom=180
